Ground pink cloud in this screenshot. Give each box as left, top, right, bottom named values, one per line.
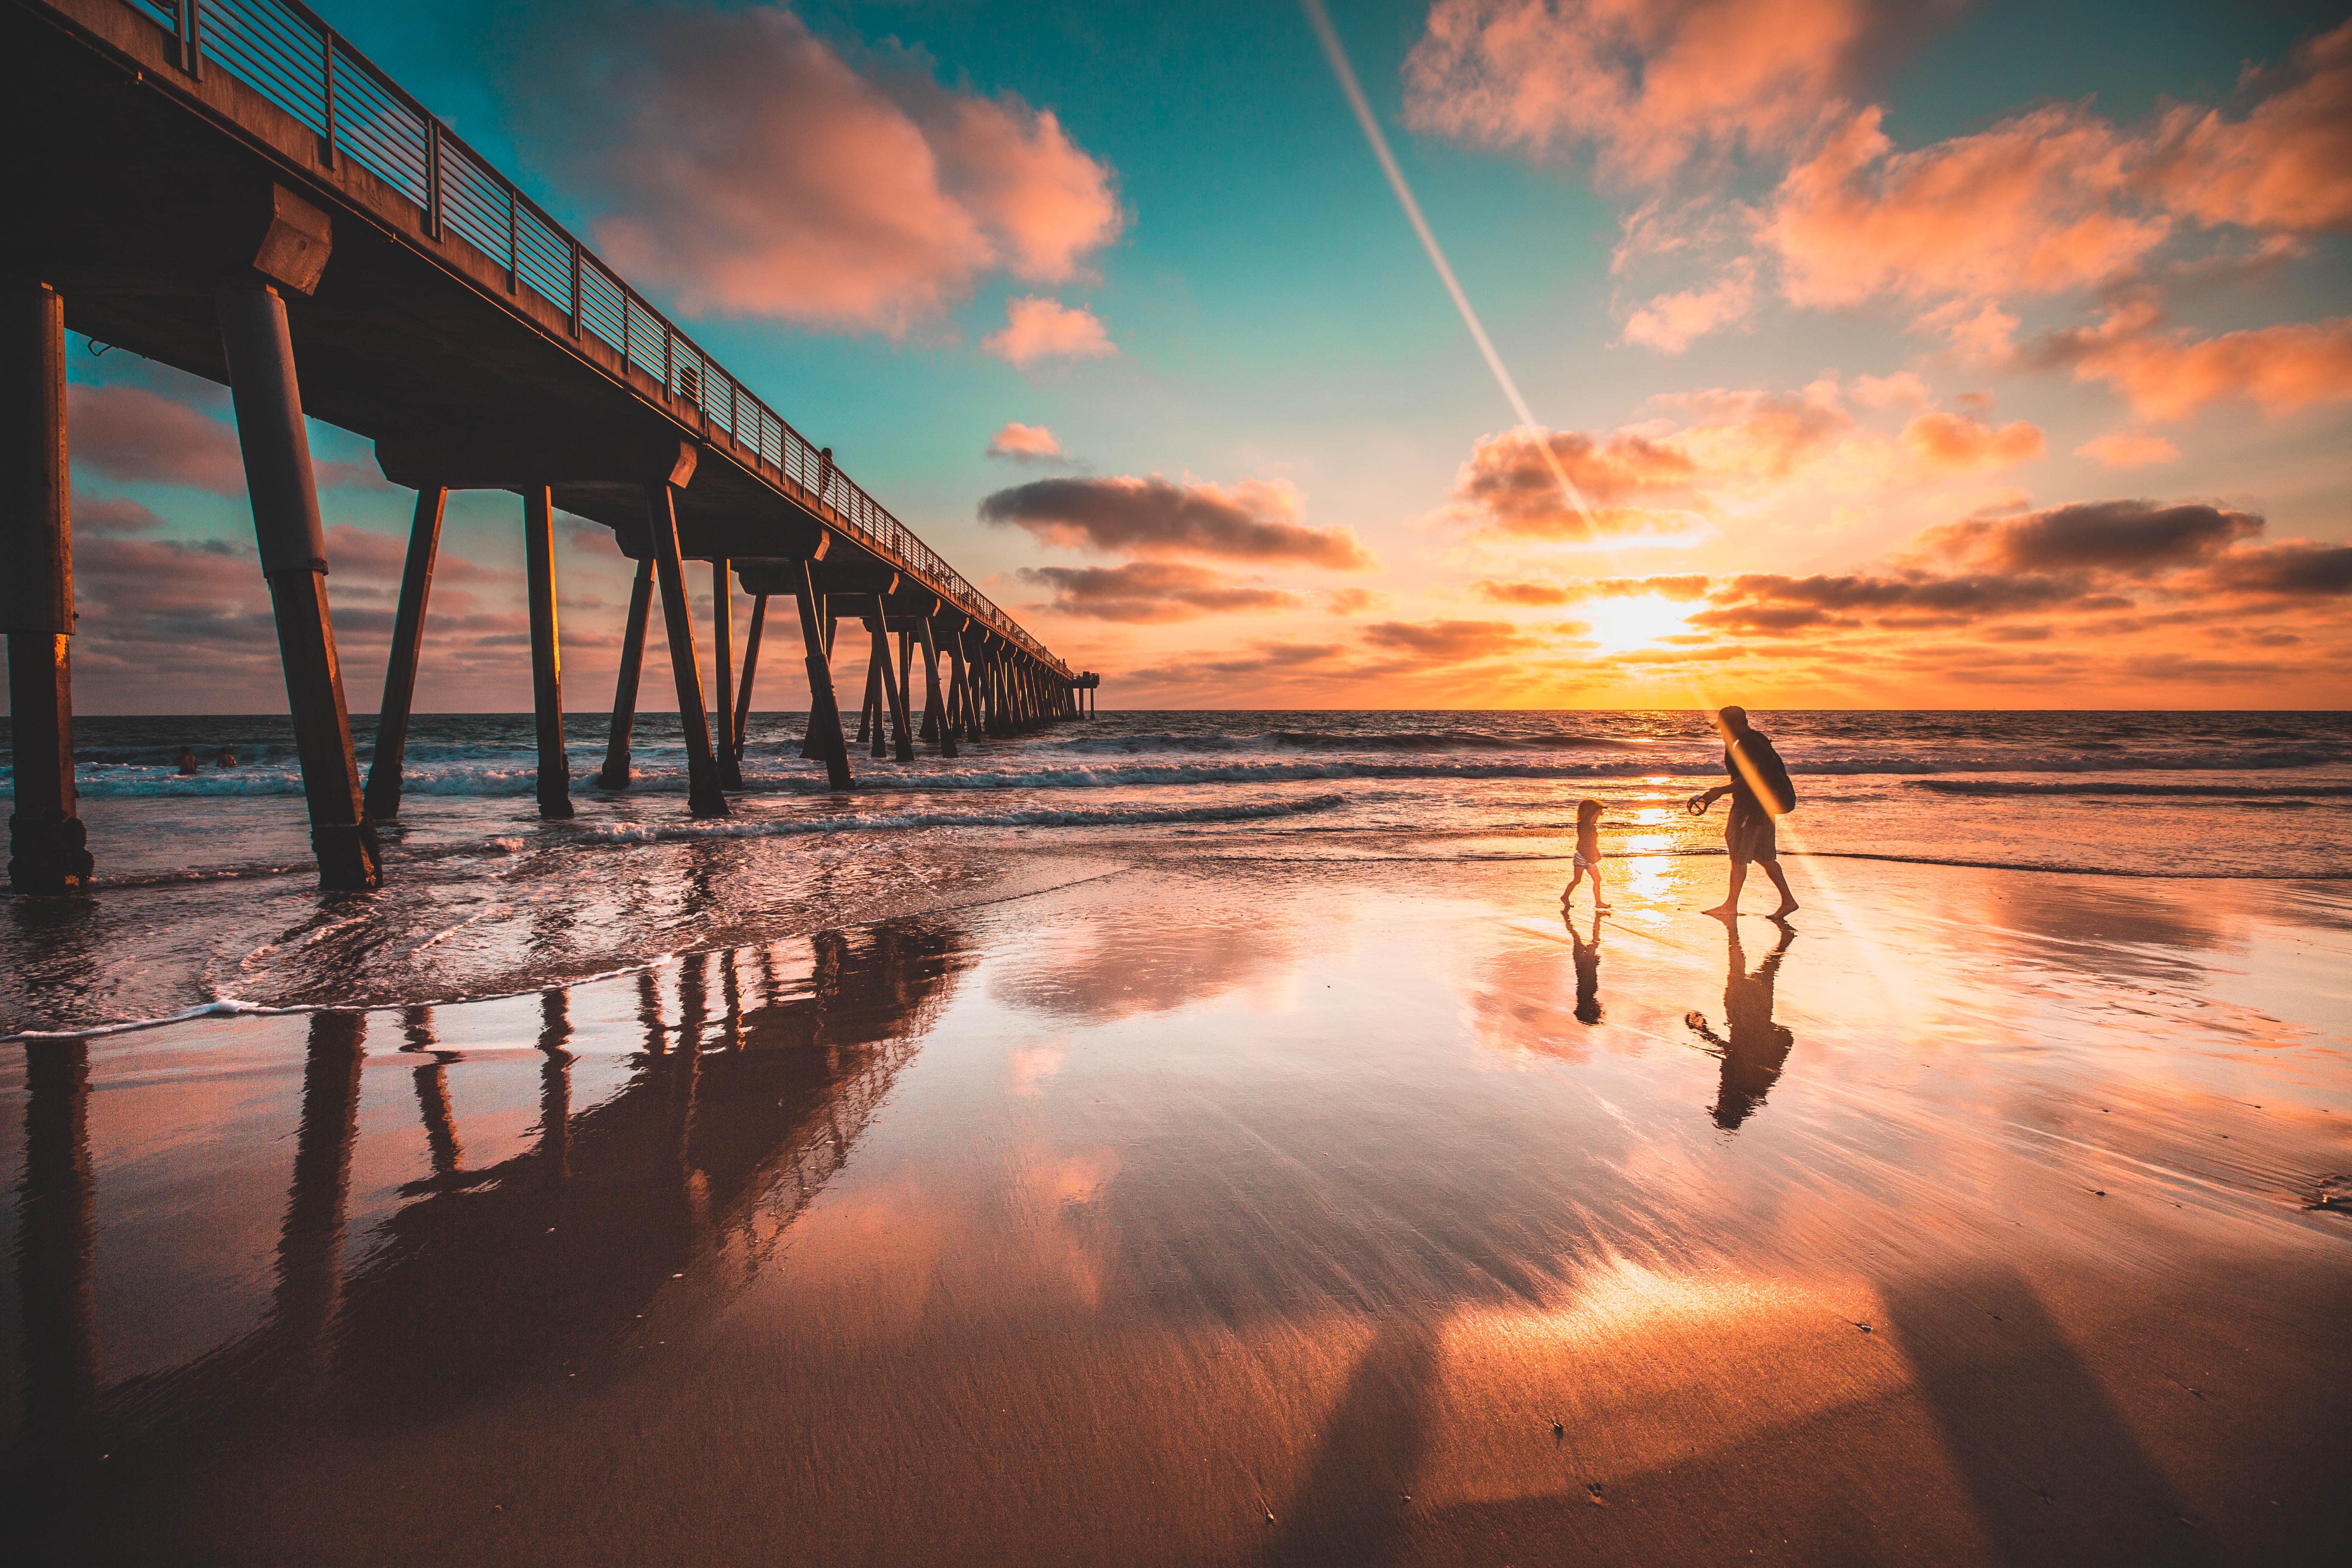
left=1452, top=385, right=1856, bottom=541
left=1405, top=0, right=1887, bottom=183
left=987, top=421, right=1065, bottom=460
left=1769, top=104, right=2169, bottom=308
left=2066, top=312, right=2352, bottom=421
left=1899, top=411, right=2046, bottom=474
left=2137, top=20, right=2352, bottom=234
left=543, top=5, right=1119, bottom=334
left=1850, top=371, right=1931, bottom=409
left=2074, top=431, right=2180, bottom=468
left=983, top=297, right=1115, bottom=368
left=1621, top=262, right=1757, bottom=352
left=68, top=385, right=246, bottom=495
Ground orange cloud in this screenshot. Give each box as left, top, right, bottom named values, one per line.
left=1361, top=618, right=1539, bottom=662
left=1405, top=0, right=1887, bottom=183
left=546, top=4, right=1118, bottom=334
left=978, top=475, right=1374, bottom=568
left=987, top=421, right=1065, bottom=460
left=2066, top=313, right=2352, bottom=421
left=983, top=297, right=1116, bottom=368
left=1622, top=263, right=1757, bottom=352
left=2074, top=431, right=2180, bottom=468
left=1770, top=104, right=2167, bottom=308
left=2136, top=20, right=2352, bottom=234
left=1899, top=411, right=2046, bottom=473
left=1476, top=573, right=1712, bottom=604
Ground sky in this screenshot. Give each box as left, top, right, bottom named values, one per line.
left=45, top=0, right=2352, bottom=712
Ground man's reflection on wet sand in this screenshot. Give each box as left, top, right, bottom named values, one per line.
left=6, top=917, right=968, bottom=1529
left=1685, top=920, right=1798, bottom=1130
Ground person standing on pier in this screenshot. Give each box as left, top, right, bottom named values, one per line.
left=1687, top=707, right=1799, bottom=920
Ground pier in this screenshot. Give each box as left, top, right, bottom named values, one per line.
left=1, top=0, right=1102, bottom=895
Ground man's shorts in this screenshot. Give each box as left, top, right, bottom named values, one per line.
left=1726, top=803, right=1777, bottom=865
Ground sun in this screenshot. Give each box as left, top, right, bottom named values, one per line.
left=1579, top=594, right=1696, bottom=653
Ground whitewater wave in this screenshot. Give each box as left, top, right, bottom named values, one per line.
left=1911, top=780, right=2352, bottom=798
left=559, top=793, right=1352, bottom=845
left=44, top=743, right=2352, bottom=799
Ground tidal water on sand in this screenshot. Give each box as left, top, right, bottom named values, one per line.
left=4, top=711, right=2350, bottom=1565
left=4, top=709, right=2348, bottom=1034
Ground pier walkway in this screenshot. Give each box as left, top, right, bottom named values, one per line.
left=2, top=0, right=1100, bottom=894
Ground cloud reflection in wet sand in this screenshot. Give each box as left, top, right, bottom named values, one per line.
left=4, top=860, right=2348, bottom=1563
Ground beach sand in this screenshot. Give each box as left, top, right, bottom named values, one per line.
left=5, top=851, right=2349, bottom=1565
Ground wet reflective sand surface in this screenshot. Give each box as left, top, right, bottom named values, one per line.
left=6, top=856, right=2349, bottom=1565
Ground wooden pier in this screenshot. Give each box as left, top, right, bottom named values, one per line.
left=1, top=0, right=1104, bottom=894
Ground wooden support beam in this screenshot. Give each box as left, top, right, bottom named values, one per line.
left=859, top=628, right=883, bottom=752
left=733, top=593, right=767, bottom=764
left=643, top=482, right=727, bottom=818
left=597, top=560, right=652, bottom=789
left=361, top=486, right=445, bottom=821
left=916, top=616, right=954, bottom=757
left=943, top=628, right=971, bottom=743
left=885, top=619, right=914, bottom=764
left=799, top=598, right=834, bottom=761
left=710, top=558, right=742, bottom=791
left=4, top=282, right=92, bottom=894
left=218, top=281, right=380, bottom=890
left=897, top=628, right=916, bottom=742
left=523, top=487, right=573, bottom=819
left=793, top=561, right=852, bottom=791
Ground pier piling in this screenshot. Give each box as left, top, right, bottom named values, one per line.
left=916, top=615, right=955, bottom=758
left=733, top=593, right=767, bottom=764
left=643, top=482, right=727, bottom=818
left=217, top=279, right=380, bottom=890
left=361, top=486, right=447, bottom=821
left=794, top=560, right=852, bottom=791
left=711, top=559, right=742, bottom=791
left=4, top=282, right=91, bottom=895
left=523, top=487, right=573, bottom=819
left=597, top=560, right=652, bottom=790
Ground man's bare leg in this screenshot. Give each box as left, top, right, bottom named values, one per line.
left=1761, top=858, right=1798, bottom=919
left=1703, top=858, right=1746, bottom=917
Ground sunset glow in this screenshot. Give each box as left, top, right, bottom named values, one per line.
left=33, top=0, right=2349, bottom=714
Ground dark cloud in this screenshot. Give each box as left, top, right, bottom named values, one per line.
left=1018, top=560, right=1301, bottom=622
left=980, top=476, right=1373, bottom=568
left=1927, top=499, right=2263, bottom=574
left=1120, top=641, right=1348, bottom=688
left=1709, top=570, right=2086, bottom=616
left=2201, top=542, right=2352, bottom=596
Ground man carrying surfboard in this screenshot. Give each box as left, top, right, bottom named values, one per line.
left=1687, top=706, right=1799, bottom=921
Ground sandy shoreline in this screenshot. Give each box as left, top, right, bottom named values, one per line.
left=5, top=852, right=2348, bottom=1564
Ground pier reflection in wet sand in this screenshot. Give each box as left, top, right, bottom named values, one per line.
left=4, top=856, right=2349, bottom=1565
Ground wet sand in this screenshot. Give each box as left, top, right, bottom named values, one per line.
left=5, top=853, right=2349, bottom=1565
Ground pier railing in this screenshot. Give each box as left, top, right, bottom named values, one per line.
left=130, top=0, right=1069, bottom=677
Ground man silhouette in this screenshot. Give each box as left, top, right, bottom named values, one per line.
left=1688, top=706, right=1798, bottom=919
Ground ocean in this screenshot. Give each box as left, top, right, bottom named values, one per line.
left=4, top=708, right=2347, bottom=1034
